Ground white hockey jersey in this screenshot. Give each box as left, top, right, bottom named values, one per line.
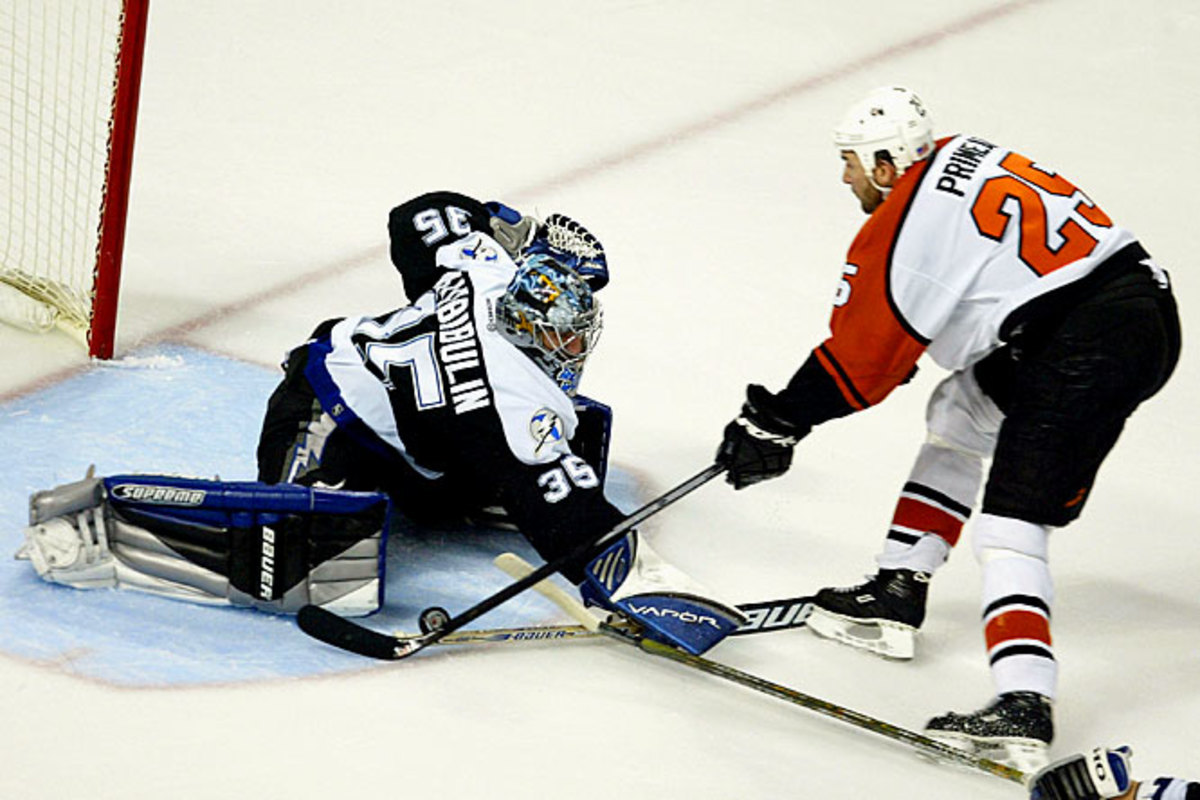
left=317, top=232, right=580, bottom=475
left=816, top=134, right=1137, bottom=411
left=302, top=229, right=621, bottom=562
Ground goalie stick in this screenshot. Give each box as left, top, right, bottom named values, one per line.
left=297, top=463, right=725, bottom=660
left=494, top=553, right=1029, bottom=788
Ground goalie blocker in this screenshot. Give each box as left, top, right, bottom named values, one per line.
left=581, top=531, right=746, bottom=655
left=17, top=473, right=389, bottom=616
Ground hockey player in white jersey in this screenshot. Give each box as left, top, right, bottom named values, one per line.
left=255, top=190, right=743, bottom=654
left=716, top=87, right=1180, bottom=768
left=18, top=191, right=744, bottom=656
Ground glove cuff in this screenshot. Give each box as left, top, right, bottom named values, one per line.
left=744, top=384, right=810, bottom=438
left=734, top=415, right=800, bottom=447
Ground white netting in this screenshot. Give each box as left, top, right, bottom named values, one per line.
left=543, top=213, right=604, bottom=260
left=0, top=0, right=124, bottom=334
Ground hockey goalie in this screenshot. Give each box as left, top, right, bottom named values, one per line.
left=16, top=191, right=745, bottom=655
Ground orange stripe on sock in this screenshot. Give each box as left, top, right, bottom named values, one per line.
left=893, top=497, right=965, bottom=546
left=985, top=609, right=1052, bottom=651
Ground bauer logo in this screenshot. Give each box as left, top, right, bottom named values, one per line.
left=110, top=483, right=206, bottom=506
left=529, top=408, right=564, bottom=454
left=259, top=527, right=276, bottom=601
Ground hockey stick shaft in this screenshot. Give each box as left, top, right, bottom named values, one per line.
left=419, top=624, right=598, bottom=646
left=499, top=552, right=1027, bottom=786
left=297, top=463, right=726, bottom=659
left=433, top=462, right=726, bottom=634
left=629, top=634, right=1027, bottom=785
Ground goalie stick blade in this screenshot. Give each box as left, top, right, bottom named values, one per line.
left=297, top=604, right=429, bottom=660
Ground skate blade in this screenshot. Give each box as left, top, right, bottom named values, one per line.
left=806, top=607, right=916, bottom=660
left=924, top=730, right=1049, bottom=773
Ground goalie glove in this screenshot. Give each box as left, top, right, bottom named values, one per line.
left=486, top=205, right=609, bottom=290
left=1029, top=747, right=1134, bottom=800
left=526, top=213, right=609, bottom=290
left=717, top=384, right=810, bottom=490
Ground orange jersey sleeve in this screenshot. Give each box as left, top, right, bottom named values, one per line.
left=815, top=158, right=934, bottom=410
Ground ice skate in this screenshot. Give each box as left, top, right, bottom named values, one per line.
left=924, top=691, right=1053, bottom=773
left=806, top=568, right=928, bottom=660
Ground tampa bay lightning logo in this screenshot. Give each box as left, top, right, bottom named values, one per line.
left=529, top=408, right=565, bottom=454
left=555, top=364, right=581, bottom=394
left=461, top=235, right=498, bottom=262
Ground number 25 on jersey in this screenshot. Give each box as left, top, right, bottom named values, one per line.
left=972, top=153, right=1113, bottom=276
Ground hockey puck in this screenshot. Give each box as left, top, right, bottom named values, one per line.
left=418, top=606, right=451, bottom=634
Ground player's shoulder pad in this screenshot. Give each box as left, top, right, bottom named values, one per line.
left=435, top=232, right=519, bottom=290
left=388, top=191, right=494, bottom=300
left=479, top=347, right=581, bottom=467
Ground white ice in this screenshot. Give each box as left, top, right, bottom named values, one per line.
left=2, top=1, right=1199, bottom=797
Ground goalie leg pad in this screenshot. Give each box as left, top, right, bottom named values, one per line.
left=580, top=532, right=746, bottom=655
left=19, top=474, right=391, bottom=616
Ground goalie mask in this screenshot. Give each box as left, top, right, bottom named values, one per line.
left=495, top=254, right=602, bottom=395
left=833, top=86, right=934, bottom=188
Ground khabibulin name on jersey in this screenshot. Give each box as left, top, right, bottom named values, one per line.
left=434, top=270, right=491, bottom=415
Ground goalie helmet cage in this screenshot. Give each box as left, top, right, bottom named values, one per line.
left=0, top=0, right=149, bottom=359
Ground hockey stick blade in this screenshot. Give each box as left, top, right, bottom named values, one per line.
left=498, top=553, right=1027, bottom=786
left=297, top=604, right=429, bottom=660
left=296, top=463, right=725, bottom=660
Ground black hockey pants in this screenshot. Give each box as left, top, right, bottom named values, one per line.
left=974, top=243, right=1181, bottom=527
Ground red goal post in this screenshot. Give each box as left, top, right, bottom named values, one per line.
left=0, top=0, right=149, bottom=359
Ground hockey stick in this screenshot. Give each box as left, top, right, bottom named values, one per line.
left=296, top=462, right=726, bottom=660
left=404, top=624, right=598, bottom=646
left=391, top=593, right=815, bottom=646
left=496, top=553, right=1029, bottom=787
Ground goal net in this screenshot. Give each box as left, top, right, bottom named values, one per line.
left=0, top=0, right=148, bottom=359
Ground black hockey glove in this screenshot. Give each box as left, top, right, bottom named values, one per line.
left=1029, top=747, right=1133, bottom=800
left=717, top=384, right=810, bottom=490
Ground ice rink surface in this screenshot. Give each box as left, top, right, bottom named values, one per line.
left=2, top=1, right=1198, bottom=797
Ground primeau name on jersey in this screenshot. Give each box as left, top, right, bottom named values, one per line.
left=934, top=136, right=997, bottom=197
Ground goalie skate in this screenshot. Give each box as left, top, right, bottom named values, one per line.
left=923, top=692, right=1053, bottom=774
left=805, top=568, right=928, bottom=660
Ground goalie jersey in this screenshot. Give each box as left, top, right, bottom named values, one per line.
left=267, top=213, right=622, bottom=572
